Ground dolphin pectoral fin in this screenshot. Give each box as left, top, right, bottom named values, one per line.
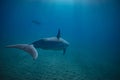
left=63, top=48, right=66, bottom=55
left=6, top=44, right=38, bottom=60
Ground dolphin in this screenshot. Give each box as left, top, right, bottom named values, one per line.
left=32, top=20, right=41, bottom=25
left=6, top=29, right=69, bottom=60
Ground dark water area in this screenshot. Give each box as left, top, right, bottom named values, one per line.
left=0, top=0, right=120, bottom=80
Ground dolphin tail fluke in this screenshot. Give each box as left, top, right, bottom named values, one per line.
left=6, top=44, right=38, bottom=60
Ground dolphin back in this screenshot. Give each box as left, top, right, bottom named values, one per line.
left=6, top=44, right=38, bottom=60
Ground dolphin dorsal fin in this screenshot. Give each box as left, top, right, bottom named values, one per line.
left=56, top=28, right=61, bottom=39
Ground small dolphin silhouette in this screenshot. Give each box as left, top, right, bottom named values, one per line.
left=6, top=29, right=69, bottom=60
left=32, top=20, right=41, bottom=25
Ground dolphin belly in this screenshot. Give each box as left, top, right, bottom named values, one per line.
left=32, top=37, right=68, bottom=50
left=32, top=39, right=65, bottom=50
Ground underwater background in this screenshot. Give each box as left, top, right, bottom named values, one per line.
left=0, top=0, right=120, bottom=80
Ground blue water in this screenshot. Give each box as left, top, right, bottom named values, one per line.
left=1, top=0, right=120, bottom=80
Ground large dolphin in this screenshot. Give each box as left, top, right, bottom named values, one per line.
left=6, top=29, right=69, bottom=60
